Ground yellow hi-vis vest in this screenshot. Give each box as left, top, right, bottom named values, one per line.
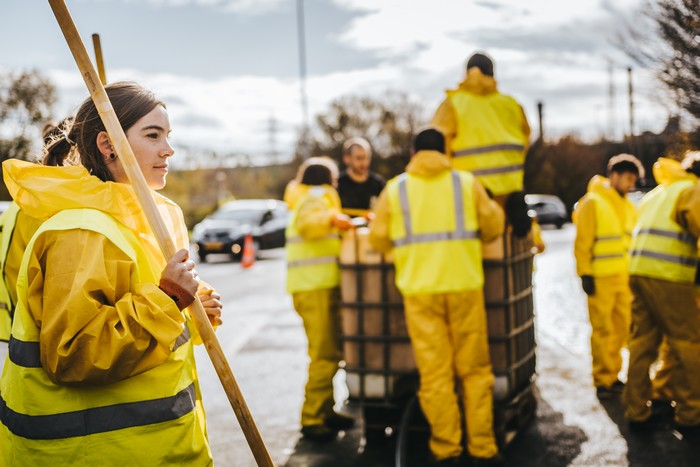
left=0, top=209, right=212, bottom=466
left=629, top=180, right=698, bottom=283
left=286, top=187, right=341, bottom=293
left=0, top=202, right=20, bottom=341
left=588, top=192, right=636, bottom=277
left=448, top=90, right=527, bottom=196
left=388, top=170, right=482, bottom=296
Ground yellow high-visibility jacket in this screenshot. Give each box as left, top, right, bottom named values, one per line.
left=0, top=202, right=20, bottom=340
left=574, top=176, right=637, bottom=277
left=0, top=159, right=212, bottom=465
left=432, top=68, right=530, bottom=196
left=286, top=185, right=342, bottom=293
left=369, top=150, right=504, bottom=296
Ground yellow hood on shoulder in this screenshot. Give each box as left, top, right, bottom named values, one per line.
left=456, top=68, right=498, bottom=96
left=2, top=159, right=173, bottom=236
left=406, top=150, right=452, bottom=178
left=652, top=157, right=696, bottom=185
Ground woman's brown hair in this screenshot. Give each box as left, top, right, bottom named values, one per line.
left=42, top=81, right=165, bottom=182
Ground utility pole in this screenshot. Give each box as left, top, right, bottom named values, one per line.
left=627, top=67, right=635, bottom=138
left=537, top=101, right=544, bottom=142
left=296, top=0, right=310, bottom=157
left=608, top=59, right=616, bottom=141
left=268, top=114, right=279, bottom=164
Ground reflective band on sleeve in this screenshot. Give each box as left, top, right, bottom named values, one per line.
left=470, top=164, right=524, bottom=176
left=595, top=235, right=622, bottom=242
left=634, top=228, right=696, bottom=245
left=453, top=143, right=525, bottom=157
left=394, top=171, right=478, bottom=248
left=287, top=256, right=337, bottom=268
left=172, top=325, right=191, bottom=351
left=592, top=253, right=625, bottom=260
left=630, top=249, right=697, bottom=267
left=0, top=383, right=196, bottom=440
left=8, top=336, right=41, bottom=368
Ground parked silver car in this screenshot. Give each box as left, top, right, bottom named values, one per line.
left=525, top=194, right=568, bottom=229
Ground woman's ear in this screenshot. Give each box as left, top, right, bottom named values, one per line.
left=96, top=131, right=113, bottom=158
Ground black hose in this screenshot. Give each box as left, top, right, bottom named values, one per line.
left=394, top=395, right=419, bottom=467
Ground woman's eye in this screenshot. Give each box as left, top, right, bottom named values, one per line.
left=146, top=133, right=158, bottom=139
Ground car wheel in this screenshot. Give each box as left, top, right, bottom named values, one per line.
left=198, top=252, right=208, bottom=263
left=555, top=220, right=564, bottom=229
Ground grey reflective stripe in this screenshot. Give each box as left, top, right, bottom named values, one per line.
left=594, top=235, right=622, bottom=242
left=287, top=256, right=337, bottom=268
left=470, top=164, right=524, bottom=176
left=8, top=336, right=40, bottom=368
left=394, top=171, right=478, bottom=247
left=635, top=228, right=696, bottom=245
left=630, top=249, right=697, bottom=267
left=286, top=234, right=340, bottom=244
left=0, top=383, right=196, bottom=440
left=172, top=325, right=191, bottom=351
left=453, top=143, right=525, bottom=157
left=592, top=253, right=624, bottom=260
left=393, top=230, right=479, bottom=247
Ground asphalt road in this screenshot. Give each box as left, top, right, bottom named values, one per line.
left=192, top=225, right=700, bottom=466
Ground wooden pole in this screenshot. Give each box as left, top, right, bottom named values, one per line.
left=92, top=33, right=107, bottom=85
left=47, top=2, right=273, bottom=466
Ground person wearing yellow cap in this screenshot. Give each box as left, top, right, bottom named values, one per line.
left=624, top=152, right=700, bottom=434
left=370, top=128, right=505, bottom=466
left=573, top=154, right=643, bottom=399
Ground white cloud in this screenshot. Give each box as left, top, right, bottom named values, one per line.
left=133, top=0, right=286, bottom=14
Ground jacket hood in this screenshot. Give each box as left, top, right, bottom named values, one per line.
left=455, top=68, right=498, bottom=96
left=652, top=157, right=696, bottom=185
left=586, top=175, right=611, bottom=195
left=406, top=150, right=452, bottom=178
left=2, top=159, right=173, bottom=235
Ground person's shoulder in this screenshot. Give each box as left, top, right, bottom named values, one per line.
left=369, top=171, right=386, bottom=185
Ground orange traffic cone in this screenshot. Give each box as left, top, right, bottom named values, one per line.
left=241, top=233, right=255, bottom=269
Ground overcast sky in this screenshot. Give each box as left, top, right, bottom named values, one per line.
left=1, top=0, right=673, bottom=166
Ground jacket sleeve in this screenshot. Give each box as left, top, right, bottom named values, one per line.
left=26, top=229, right=186, bottom=385
left=674, top=184, right=700, bottom=239
left=431, top=98, right=457, bottom=157
left=296, top=196, right=337, bottom=240
left=473, top=180, right=505, bottom=242
left=369, top=187, right=393, bottom=253
left=573, top=197, right=596, bottom=277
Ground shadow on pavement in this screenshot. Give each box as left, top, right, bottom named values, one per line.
left=284, top=385, right=588, bottom=467
left=504, top=386, right=587, bottom=467
left=599, top=396, right=700, bottom=467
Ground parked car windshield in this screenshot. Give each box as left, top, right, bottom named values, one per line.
left=209, top=208, right=261, bottom=223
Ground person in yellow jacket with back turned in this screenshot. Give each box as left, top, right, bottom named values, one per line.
left=285, top=157, right=356, bottom=442
left=573, top=154, right=643, bottom=399
left=624, top=152, right=700, bottom=435
left=0, top=82, right=223, bottom=465
left=370, top=128, right=505, bottom=467
left=431, top=51, right=530, bottom=204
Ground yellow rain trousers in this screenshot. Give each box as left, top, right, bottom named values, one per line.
left=625, top=276, right=700, bottom=425
left=404, top=291, right=498, bottom=460
left=293, top=288, right=342, bottom=426
left=574, top=176, right=636, bottom=388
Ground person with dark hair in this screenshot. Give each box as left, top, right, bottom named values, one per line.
left=0, top=81, right=220, bottom=465
left=369, top=128, right=505, bottom=466
left=285, top=157, right=355, bottom=442
left=431, top=51, right=530, bottom=204
left=624, top=153, right=700, bottom=434
left=337, top=137, right=385, bottom=217
left=573, top=153, right=642, bottom=399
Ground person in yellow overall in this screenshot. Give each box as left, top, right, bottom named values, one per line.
left=285, top=157, right=356, bottom=442
left=0, top=82, right=222, bottom=465
left=573, top=154, right=643, bottom=399
left=624, top=153, right=700, bottom=435
left=431, top=52, right=530, bottom=206
left=370, top=128, right=505, bottom=466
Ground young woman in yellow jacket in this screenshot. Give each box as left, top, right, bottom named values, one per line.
left=0, top=82, right=221, bottom=466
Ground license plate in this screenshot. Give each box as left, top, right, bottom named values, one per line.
left=204, top=241, right=224, bottom=250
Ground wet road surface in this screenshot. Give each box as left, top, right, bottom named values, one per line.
left=193, top=225, right=700, bottom=466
